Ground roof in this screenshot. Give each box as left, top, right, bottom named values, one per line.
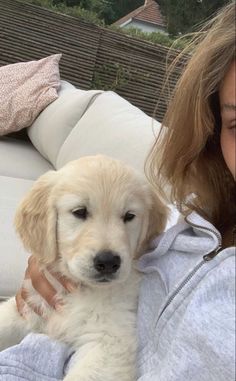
left=113, top=0, right=166, bottom=29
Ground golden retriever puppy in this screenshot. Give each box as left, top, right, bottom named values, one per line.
left=0, top=155, right=168, bottom=381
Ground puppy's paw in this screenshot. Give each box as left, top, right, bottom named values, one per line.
left=0, top=297, right=28, bottom=350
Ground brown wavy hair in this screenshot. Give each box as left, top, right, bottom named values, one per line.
left=146, top=2, right=236, bottom=232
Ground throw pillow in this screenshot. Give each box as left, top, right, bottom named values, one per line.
left=0, top=54, right=61, bottom=136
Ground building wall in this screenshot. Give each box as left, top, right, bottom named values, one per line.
left=123, top=19, right=166, bottom=34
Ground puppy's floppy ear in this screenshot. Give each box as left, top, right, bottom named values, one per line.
left=137, top=188, right=169, bottom=256
left=146, top=189, right=169, bottom=243
left=15, top=170, right=58, bottom=265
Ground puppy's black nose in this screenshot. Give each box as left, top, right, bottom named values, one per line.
left=94, top=251, right=121, bottom=274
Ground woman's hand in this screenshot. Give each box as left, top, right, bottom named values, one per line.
left=15, top=256, right=77, bottom=317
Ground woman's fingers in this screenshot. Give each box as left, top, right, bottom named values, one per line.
left=16, top=288, right=46, bottom=317
left=27, top=257, right=61, bottom=310
left=28, top=256, right=77, bottom=292
left=15, top=290, right=26, bottom=318
left=16, top=256, right=78, bottom=317
left=21, top=287, right=46, bottom=316
left=50, top=271, right=78, bottom=293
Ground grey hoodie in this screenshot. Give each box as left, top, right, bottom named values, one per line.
left=137, top=211, right=235, bottom=381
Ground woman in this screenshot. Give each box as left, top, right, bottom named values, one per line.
left=136, top=2, right=235, bottom=379
left=9, top=2, right=236, bottom=380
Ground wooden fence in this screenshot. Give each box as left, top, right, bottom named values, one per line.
left=0, top=0, right=185, bottom=121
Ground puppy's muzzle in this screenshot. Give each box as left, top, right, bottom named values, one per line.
left=93, top=251, right=121, bottom=275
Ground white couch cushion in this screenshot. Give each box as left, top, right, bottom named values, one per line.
left=28, top=83, right=103, bottom=168
left=0, top=176, right=33, bottom=299
left=0, top=137, right=53, bottom=180
left=59, top=80, right=75, bottom=92
left=56, top=91, right=160, bottom=173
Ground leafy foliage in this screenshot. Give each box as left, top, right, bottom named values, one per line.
left=51, top=0, right=144, bottom=24
left=158, top=0, right=231, bottom=35
left=111, top=26, right=188, bottom=49
left=24, top=0, right=103, bottom=25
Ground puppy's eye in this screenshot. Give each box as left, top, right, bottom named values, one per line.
left=123, top=212, right=136, bottom=223
left=72, top=207, right=88, bottom=220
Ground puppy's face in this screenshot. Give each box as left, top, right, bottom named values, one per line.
left=56, top=161, right=151, bottom=285
left=15, top=156, right=168, bottom=287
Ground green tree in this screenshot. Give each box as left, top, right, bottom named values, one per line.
left=158, top=0, right=231, bottom=35
left=52, top=0, right=144, bottom=24
left=110, top=0, right=144, bottom=23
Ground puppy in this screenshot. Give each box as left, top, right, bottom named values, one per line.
left=0, top=155, right=168, bottom=381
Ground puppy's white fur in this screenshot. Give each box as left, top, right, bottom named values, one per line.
left=0, top=155, right=168, bottom=381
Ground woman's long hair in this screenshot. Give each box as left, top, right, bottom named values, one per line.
left=146, top=2, right=236, bottom=231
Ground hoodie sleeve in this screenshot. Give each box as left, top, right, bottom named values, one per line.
left=0, top=333, right=74, bottom=381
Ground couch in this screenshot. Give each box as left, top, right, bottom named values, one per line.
left=0, top=80, right=178, bottom=301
